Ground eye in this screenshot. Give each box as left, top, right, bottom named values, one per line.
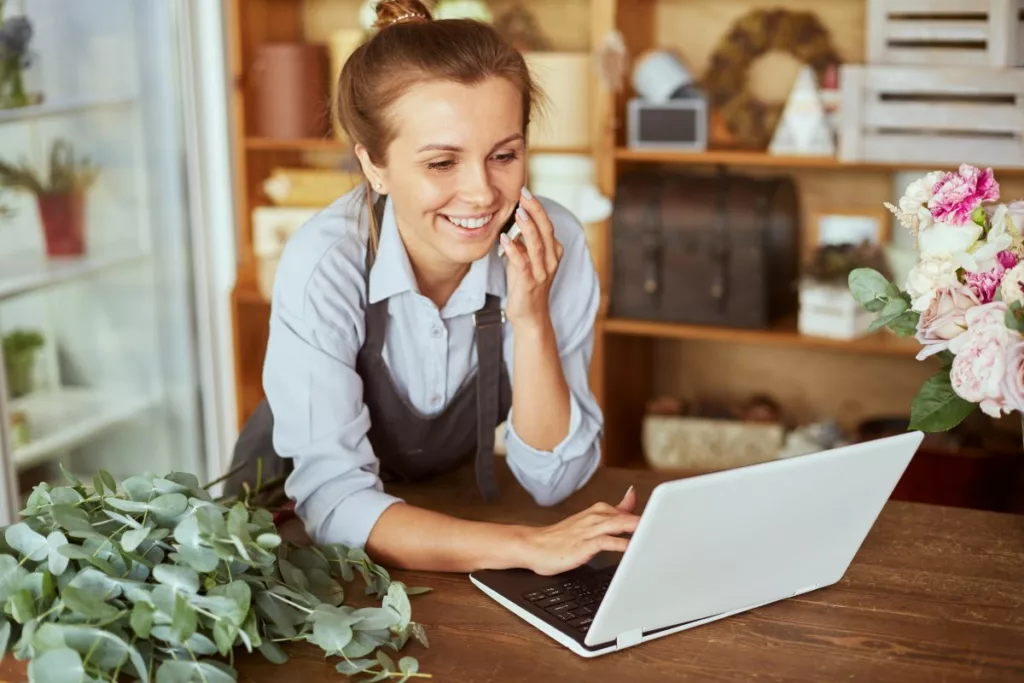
left=427, top=159, right=456, bottom=171
left=493, top=152, right=518, bottom=164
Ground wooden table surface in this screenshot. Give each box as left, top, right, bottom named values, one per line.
left=3, top=460, right=1024, bottom=682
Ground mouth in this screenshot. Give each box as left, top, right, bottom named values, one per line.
left=440, top=212, right=496, bottom=231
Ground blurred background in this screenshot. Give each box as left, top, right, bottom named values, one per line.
left=1, top=0, right=1022, bottom=526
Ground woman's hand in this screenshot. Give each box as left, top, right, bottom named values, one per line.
left=500, top=187, right=563, bottom=329
left=521, top=487, right=640, bottom=576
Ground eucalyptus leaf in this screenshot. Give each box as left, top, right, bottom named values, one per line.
left=122, top=526, right=150, bottom=553
left=383, top=582, right=412, bottom=631
left=259, top=637, right=289, bottom=664
left=27, top=647, right=86, bottom=683
left=157, top=659, right=236, bottom=683
left=336, top=658, right=376, bottom=675
left=6, top=522, right=48, bottom=561
left=0, top=617, right=9, bottom=654
left=0, top=554, right=29, bottom=602
left=62, top=585, right=121, bottom=621
left=105, top=498, right=150, bottom=514
left=48, top=487, right=84, bottom=506
left=153, top=564, right=199, bottom=595
left=49, top=505, right=93, bottom=536
left=309, top=604, right=355, bottom=655
left=150, top=494, right=189, bottom=524
left=103, top=509, right=143, bottom=530
left=45, top=532, right=69, bottom=576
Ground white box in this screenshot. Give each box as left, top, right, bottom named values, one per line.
left=867, top=0, right=1023, bottom=68
left=252, top=206, right=320, bottom=300
left=839, top=63, right=1024, bottom=168
left=798, top=282, right=876, bottom=339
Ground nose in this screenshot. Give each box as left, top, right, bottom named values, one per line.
left=459, top=161, right=497, bottom=208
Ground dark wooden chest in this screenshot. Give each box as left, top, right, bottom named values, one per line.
left=609, top=170, right=800, bottom=328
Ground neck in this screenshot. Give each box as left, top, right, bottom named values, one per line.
left=397, top=227, right=469, bottom=309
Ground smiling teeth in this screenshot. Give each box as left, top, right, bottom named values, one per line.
left=446, top=214, right=493, bottom=229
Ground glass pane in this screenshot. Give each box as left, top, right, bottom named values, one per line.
left=0, top=0, right=207, bottom=523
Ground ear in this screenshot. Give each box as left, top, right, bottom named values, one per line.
left=354, top=143, right=387, bottom=194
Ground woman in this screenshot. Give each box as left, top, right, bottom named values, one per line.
left=228, top=0, right=638, bottom=576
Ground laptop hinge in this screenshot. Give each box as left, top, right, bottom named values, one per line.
left=616, top=628, right=643, bottom=649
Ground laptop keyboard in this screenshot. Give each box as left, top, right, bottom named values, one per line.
left=521, top=567, right=615, bottom=633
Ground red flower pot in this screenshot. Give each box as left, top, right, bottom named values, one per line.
left=36, top=192, right=85, bottom=257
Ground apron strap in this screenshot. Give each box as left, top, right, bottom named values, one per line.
left=363, top=193, right=390, bottom=355
left=473, top=294, right=505, bottom=502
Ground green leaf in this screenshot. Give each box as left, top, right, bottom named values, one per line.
left=0, top=555, right=28, bottom=602
left=6, top=522, right=48, bottom=561
left=27, top=647, right=86, bottom=683
left=45, top=532, right=69, bottom=576
left=149, top=493, right=189, bottom=524
left=351, top=607, right=400, bottom=631
left=383, top=582, right=412, bottom=631
left=171, top=544, right=220, bottom=573
left=122, top=475, right=156, bottom=502
left=156, top=660, right=236, bottom=683
left=849, top=268, right=900, bottom=310
left=336, top=658, right=376, bottom=675
left=309, top=604, right=356, bottom=655
left=377, top=650, right=396, bottom=672
left=882, top=310, right=920, bottom=337
left=61, top=585, right=121, bottom=621
left=7, top=589, right=36, bottom=623
left=1006, top=300, right=1024, bottom=332
left=398, top=656, right=419, bottom=681
left=57, top=546, right=118, bottom=576
left=255, top=533, right=280, bottom=549
left=404, top=586, right=432, bottom=596
left=131, top=601, right=154, bottom=639
left=279, top=558, right=311, bottom=593
left=259, top=638, right=289, bottom=664
left=909, top=371, right=977, bottom=432
left=49, top=505, right=93, bottom=535
left=152, top=564, right=199, bottom=595
left=49, top=487, right=84, bottom=506
left=170, top=593, right=198, bottom=644
left=105, top=498, right=150, bottom=514
left=0, top=617, right=10, bottom=654
left=121, top=527, right=150, bottom=553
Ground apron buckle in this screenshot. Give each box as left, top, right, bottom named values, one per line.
left=473, top=308, right=506, bottom=327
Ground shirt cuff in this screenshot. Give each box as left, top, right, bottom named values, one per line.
left=301, top=485, right=404, bottom=550
left=503, top=393, right=593, bottom=485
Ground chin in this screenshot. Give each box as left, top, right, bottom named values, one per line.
left=434, top=206, right=514, bottom=262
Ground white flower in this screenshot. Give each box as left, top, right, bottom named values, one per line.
left=1002, top=262, right=1024, bottom=305
left=917, top=219, right=983, bottom=258
left=954, top=217, right=1013, bottom=273
left=906, top=255, right=961, bottom=312
left=898, top=171, right=943, bottom=231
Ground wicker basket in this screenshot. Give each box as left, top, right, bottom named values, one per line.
left=642, top=414, right=785, bottom=473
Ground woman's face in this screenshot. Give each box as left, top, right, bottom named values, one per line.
left=359, top=75, right=526, bottom=271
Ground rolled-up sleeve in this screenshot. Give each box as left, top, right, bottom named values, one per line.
left=264, top=231, right=402, bottom=549
left=503, top=202, right=603, bottom=506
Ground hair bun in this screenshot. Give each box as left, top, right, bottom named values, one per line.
left=373, top=0, right=432, bottom=30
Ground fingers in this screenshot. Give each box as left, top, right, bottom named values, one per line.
left=617, top=486, right=636, bottom=513
left=514, top=204, right=549, bottom=283
left=593, top=535, right=629, bottom=554
left=519, top=187, right=560, bottom=273
left=500, top=231, right=530, bottom=279
left=589, top=514, right=640, bottom=539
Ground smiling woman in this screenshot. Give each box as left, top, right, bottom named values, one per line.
left=223, top=0, right=634, bottom=577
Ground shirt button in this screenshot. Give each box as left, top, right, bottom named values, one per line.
left=430, top=395, right=441, bottom=406
left=432, top=326, right=443, bottom=338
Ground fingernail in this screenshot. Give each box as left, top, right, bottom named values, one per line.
left=516, top=206, right=528, bottom=222
left=499, top=233, right=509, bottom=246
left=625, top=485, right=634, bottom=497
left=521, top=186, right=533, bottom=200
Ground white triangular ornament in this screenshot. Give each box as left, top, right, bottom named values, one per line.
left=769, top=65, right=835, bottom=156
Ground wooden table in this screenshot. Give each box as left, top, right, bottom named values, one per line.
left=3, top=461, right=1024, bottom=682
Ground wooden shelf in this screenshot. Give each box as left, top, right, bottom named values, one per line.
left=614, top=147, right=1024, bottom=173
left=247, top=137, right=592, bottom=156
left=601, top=316, right=921, bottom=357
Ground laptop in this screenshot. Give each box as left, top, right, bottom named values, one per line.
left=470, top=430, right=924, bottom=658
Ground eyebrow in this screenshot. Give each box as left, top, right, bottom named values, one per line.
left=416, top=133, right=525, bottom=154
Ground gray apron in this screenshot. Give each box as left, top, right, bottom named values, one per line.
left=224, top=195, right=513, bottom=504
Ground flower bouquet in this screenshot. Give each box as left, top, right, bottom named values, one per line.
left=848, top=164, right=1024, bottom=432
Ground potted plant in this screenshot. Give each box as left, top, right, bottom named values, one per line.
left=0, top=1, right=39, bottom=109
left=0, top=138, right=100, bottom=256
left=2, top=328, right=44, bottom=398
left=798, top=241, right=892, bottom=340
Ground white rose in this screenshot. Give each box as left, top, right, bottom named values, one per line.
left=917, top=220, right=983, bottom=258
left=906, top=256, right=961, bottom=312
left=1002, top=262, right=1024, bottom=305
left=898, top=172, right=943, bottom=230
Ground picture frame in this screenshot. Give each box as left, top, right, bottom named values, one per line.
left=805, top=208, right=891, bottom=263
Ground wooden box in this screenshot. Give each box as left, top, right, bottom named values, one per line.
left=839, top=64, right=1024, bottom=168
left=867, top=0, right=1023, bottom=67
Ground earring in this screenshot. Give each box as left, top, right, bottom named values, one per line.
left=374, top=181, right=382, bottom=191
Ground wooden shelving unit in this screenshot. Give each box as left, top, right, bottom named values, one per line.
left=225, top=0, right=1024, bottom=477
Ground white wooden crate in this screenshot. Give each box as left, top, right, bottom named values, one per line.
left=867, top=0, right=1024, bottom=67
left=839, top=64, right=1024, bottom=168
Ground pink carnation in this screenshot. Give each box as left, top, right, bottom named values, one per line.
left=964, top=250, right=1020, bottom=302
left=928, top=164, right=1000, bottom=226
left=948, top=302, right=1018, bottom=417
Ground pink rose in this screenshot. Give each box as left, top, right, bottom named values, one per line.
left=1001, top=340, right=1024, bottom=413
left=928, top=164, right=1000, bottom=226
left=948, top=302, right=1018, bottom=417
left=964, top=250, right=1019, bottom=302
left=915, top=284, right=980, bottom=360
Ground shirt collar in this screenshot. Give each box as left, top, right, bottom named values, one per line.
left=367, top=196, right=507, bottom=308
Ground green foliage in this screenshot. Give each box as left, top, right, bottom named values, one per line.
left=909, top=371, right=976, bottom=432
left=2, top=328, right=44, bottom=356
left=0, top=138, right=100, bottom=196
left=848, top=267, right=920, bottom=338
left=1, top=466, right=433, bottom=683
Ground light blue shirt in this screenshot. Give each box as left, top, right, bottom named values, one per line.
left=263, top=186, right=603, bottom=549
